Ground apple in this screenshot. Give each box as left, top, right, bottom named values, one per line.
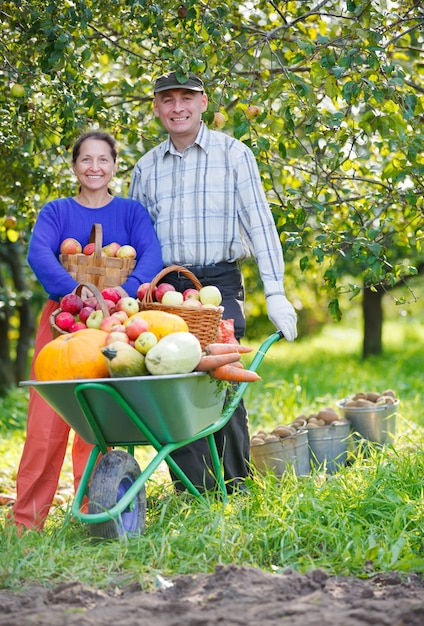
left=112, top=310, right=129, bottom=323
left=99, top=316, right=123, bottom=333
left=246, top=105, right=261, bottom=120
left=124, top=315, right=149, bottom=341
left=96, top=299, right=117, bottom=314
left=55, top=311, right=75, bottom=331
left=136, top=282, right=151, bottom=301
left=116, top=296, right=139, bottom=316
left=134, top=331, right=158, bottom=355
left=213, top=112, right=226, bottom=129
left=183, top=288, right=200, bottom=301
left=102, top=242, right=121, bottom=257
left=4, top=215, right=17, bottom=229
left=101, top=287, right=122, bottom=303
left=182, top=298, right=203, bottom=308
left=199, top=285, right=222, bottom=306
left=83, top=242, right=95, bottom=255
left=105, top=331, right=130, bottom=346
left=69, top=321, right=87, bottom=332
left=116, top=245, right=137, bottom=259
left=78, top=306, right=95, bottom=324
left=154, top=282, right=176, bottom=303
left=60, top=293, right=84, bottom=315
left=60, top=238, right=82, bottom=255
left=161, top=290, right=184, bottom=306
left=86, top=309, right=104, bottom=329
left=83, top=297, right=98, bottom=309
left=10, top=83, right=25, bottom=98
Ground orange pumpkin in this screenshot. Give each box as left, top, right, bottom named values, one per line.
left=34, top=329, right=109, bottom=381
left=131, top=310, right=188, bottom=340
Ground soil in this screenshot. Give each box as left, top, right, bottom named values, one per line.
left=1, top=564, right=423, bottom=626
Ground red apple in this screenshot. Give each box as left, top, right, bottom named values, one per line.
left=102, top=242, right=121, bottom=257
left=99, top=316, right=123, bottom=333
left=83, top=297, right=98, bottom=309
left=78, top=306, right=95, bottom=324
left=55, top=311, right=75, bottom=331
left=69, top=321, right=87, bottom=332
left=60, top=238, right=82, bottom=254
left=101, top=287, right=122, bottom=303
left=183, top=288, right=200, bottom=301
left=213, top=112, right=226, bottom=129
left=116, top=245, right=137, bottom=259
left=136, top=282, right=151, bottom=301
left=97, top=299, right=117, bottom=315
left=83, top=242, right=95, bottom=255
left=246, top=105, right=261, bottom=120
left=60, top=293, right=84, bottom=315
left=155, top=282, right=176, bottom=303
left=112, top=310, right=129, bottom=323
left=116, top=296, right=139, bottom=316
left=124, top=315, right=149, bottom=341
left=161, top=290, right=184, bottom=306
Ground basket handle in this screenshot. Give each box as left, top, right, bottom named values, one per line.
left=141, top=264, right=203, bottom=305
left=74, top=281, right=110, bottom=318
left=89, top=223, right=103, bottom=259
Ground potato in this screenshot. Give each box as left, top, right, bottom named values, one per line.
left=317, top=409, right=339, bottom=424
left=353, top=392, right=367, bottom=400
left=366, top=391, right=380, bottom=403
left=271, top=425, right=295, bottom=438
left=264, top=435, right=280, bottom=443
left=307, top=416, right=320, bottom=425
left=355, top=398, right=376, bottom=407
left=381, top=389, right=396, bottom=399
left=305, top=422, right=319, bottom=428
left=376, top=395, right=396, bottom=405
left=250, top=436, right=265, bottom=446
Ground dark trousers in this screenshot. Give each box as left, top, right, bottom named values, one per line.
left=164, top=265, right=250, bottom=493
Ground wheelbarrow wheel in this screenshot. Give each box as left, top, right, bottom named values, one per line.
left=88, top=449, right=146, bottom=539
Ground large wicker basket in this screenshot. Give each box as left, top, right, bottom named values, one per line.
left=139, top=265, right=223, bottom=349
left=50, top=282, right=110, bottom=339
left=59, top=223, right=136, bottom=289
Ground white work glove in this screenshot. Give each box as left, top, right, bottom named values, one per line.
left=266, top=294, right=298, bottom=341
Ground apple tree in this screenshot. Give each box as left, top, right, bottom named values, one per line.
left=0, top=0, right=423, bottom=392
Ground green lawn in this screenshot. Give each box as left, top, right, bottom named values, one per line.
left=1, top=318, right=423, bottom=590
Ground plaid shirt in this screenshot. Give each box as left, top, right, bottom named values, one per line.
left=129, top=122, right=286, bottom=297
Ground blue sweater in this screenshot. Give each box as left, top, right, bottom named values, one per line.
left=28, top=196, right=164, bottom=300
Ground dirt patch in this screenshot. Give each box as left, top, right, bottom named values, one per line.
left=1, top=564, right=423, bottom=626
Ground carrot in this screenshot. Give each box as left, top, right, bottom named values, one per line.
left=204, top=343, right=253, bottom=355
left=195, top=352, right=242, bottom=372
left=209, top=364, right=261, bottom=382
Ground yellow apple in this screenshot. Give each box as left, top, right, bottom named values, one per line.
left=213, top=112, right=226, bottom=130
left=10, top=84, right=25, bottom=98
left=246, top=105, right=261, bottom=120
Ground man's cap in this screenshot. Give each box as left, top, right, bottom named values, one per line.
left=154, top=71, right=204, bottom=94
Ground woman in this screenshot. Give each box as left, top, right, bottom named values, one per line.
left=10, top=131, right=163, bottom=532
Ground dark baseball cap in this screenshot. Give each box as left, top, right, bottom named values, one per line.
left=154, top=71, right=204, bottom=94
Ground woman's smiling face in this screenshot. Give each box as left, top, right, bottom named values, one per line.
left=72, top=138, right=116, bottom=192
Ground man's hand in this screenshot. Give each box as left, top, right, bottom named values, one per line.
left=266, top=294, right=297, bottom=341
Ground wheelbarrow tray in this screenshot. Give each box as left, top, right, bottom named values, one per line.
left=22, top=372, right=227, bottom=445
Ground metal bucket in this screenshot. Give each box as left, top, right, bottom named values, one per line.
left=250, top=430, right=310, bottom=478
left=307, top=422, right=350, bottom=474
left=336, top=399, right=399, bottom=446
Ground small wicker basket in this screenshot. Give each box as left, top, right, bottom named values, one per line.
left=59, top=223, right=136, bottom=289
left=50, top=282, right=110, bottom=339
left=139, top=265, right=223, bottom=349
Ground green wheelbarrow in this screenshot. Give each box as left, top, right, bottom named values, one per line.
left=21, top=332, right=282, bottom=539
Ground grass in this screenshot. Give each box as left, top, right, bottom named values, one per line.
left=1, top=318, right=424, bottom=591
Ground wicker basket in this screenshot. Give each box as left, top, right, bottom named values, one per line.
left=50, top=282, right=110, bottom=339
left=139, top=265, right=223, bottom=349
left=59, top=223, right=136, bottom=289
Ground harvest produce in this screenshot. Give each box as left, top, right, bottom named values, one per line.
left=101, top=342, right=147, bottom=377
left=34, top=329, right=109, bottom=381
left=144, top=332, right=202, bottom=375
left=341, top=389, right=397, bottom=407
left=136, top=281, right=223, bottom=309
left=134, top=310, right=189, bottom=339
left=59, top=237, right=137, bottom=259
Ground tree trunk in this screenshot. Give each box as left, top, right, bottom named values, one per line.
left=362, top=286, right=384, bottom=359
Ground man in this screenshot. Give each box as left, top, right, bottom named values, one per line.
left=129, top=71, right=297, bottom=493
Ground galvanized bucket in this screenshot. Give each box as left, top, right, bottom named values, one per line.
left=336, top=399, right=399, bottom=446
left=250, top=430, right=310, bottom=478
left=307, top=422, right=350, bottom=474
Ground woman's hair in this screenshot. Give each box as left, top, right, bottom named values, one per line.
left=72, top=131, right=118, bottom=164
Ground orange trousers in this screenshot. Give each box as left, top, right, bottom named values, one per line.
left=11, top=300, right=94, bottom=531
